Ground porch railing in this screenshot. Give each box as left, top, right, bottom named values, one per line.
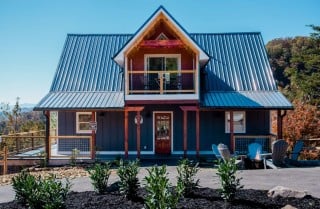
left=0, top=130, right=46, bottom=156
left=49, top=136, right=93, bottom=159
left=0, top=146, right=8, bottom=175
left=128, top=70, right=196, bottom=94
left=233, top=135, right=277, bottom=155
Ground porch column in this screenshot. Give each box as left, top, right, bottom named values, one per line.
left=91, top=111, right=96, bottom=160
left=44, top=111, right=50, bottom=161
left=277, top=110, right=286, bottom=139
left=180, top=106, right=199, bottom=158
left=196, top=109, right=200, bottom=158
left=124, top=106, right=144, bottom=159
left=136, top=111, right=142, bottom=159
left=229, top=111, right=234, bottom=152
left=183, top=110, right=188, bottom=158
left=124, top=110, right=129, bottom=159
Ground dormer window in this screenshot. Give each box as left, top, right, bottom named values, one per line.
left=156, top=33, right=168, bottom=40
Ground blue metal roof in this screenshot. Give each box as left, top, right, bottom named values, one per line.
left=35, top=92, right=124, bottom=110
left=34, top=32, right=292, bottom=110
left=202, top=91, right=292, bottom=109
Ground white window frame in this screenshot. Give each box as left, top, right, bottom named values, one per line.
left=76, top=112, right=95, bottom=134
left=225, top=111, right=246, bottom=133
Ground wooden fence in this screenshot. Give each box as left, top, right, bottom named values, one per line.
left=0, top=130, right=46, bottom=156
left=0, top=146, right=8, bottom=175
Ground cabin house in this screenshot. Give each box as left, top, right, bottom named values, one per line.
left=34, top=6, right=292, bottom=161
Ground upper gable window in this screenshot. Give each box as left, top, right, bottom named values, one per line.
left=156, top=33, right=169, bottom=40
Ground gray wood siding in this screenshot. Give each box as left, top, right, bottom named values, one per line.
left=57, top=109, right=270, bottom=153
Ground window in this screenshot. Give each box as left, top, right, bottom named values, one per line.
left=225, top=111, right=246, bottom=133
left=145, top=54, right=181, bottom=90
left=76, top=112, right=93, bottom=134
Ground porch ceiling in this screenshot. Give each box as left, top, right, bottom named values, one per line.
left=34, top=91, right=124, bottom=110
left=202, top=91, right=293, bottom=109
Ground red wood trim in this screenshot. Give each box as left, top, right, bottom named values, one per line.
left=277, top=110, right=283, bottom=139
left=230, top=111, right=234, bottom=152
left=183, top=110, right=187, bottom=157
left=126, top=100, right=199, bottom=105
left=180, top=106, right=199, bottom=111
left=140, top=40, right=184, bottom=48
left=44, top=111, right=50, bottom=160
left=196, top=109, right=200, bottom=158
left=136, top=111, right=141, bottom=159
left=124, top=110, right=129, bottom=158
left=91, top=112, right=96, bottom=160
left=125, top=106, right=145, bottom=112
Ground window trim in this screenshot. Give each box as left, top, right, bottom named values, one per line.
left=225, top=111, right=246, bottom=134
left=76, top=112, right=95, bottom=134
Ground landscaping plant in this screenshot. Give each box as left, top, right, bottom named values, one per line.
left=117, top=159, right=140, bottom=200
left=12, top=170, right=37, bottom=205
left=70, top=148, right=80, bottom=166
left=88, top=162, right=111, bottom=194
left=144, top=165, right=184, bottom=209
left=12, top=171, right=71, bottom=209
left=177, top=158, right=199, bottom=196
left=216, top=157, right=243, bottom=202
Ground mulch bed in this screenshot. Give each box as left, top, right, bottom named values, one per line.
left=1, top=185, right=319, bottom=209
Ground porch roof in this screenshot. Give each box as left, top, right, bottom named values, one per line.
left=34, top=91, right=124, bottom=110
left=202, top=91, right=292, bottom=109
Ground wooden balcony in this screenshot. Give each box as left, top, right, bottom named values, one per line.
left=127, top=70, right=196, bottom=96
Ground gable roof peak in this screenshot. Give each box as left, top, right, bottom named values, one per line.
left=113, top=6, right=209, bottom=67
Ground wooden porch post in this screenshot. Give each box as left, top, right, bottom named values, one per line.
left=136, top=111, right=141, bottom=159
left=44, top=111, right=50, bottom=161
left=196, top=109, right=200, bottom=158
left=124, top=110, right=129, bottom=159
left=183, top=110, right=188, bottom=158
left=91, top=112, right=96, bottom=160
left=277, top=110, right=283, bottom=139
left=124, top=106, right=144, bottom=159
left=229, top=111, right=234, bottom=152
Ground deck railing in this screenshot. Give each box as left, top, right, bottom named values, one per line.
left=0, top=130, right=46, bottom=156
left=0, top=146, right=8, bottom=175
left=128, top=70, right=196, bottom=94
left=49, top=135, right=93, bottom=159
left=233, top=135, right=277, bottom=155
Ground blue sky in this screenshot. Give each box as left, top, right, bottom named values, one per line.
left=0, top=0, right=319, bottom=105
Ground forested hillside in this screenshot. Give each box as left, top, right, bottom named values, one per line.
left=266, top=25, right=320, bottom=141
left=0, top=98, right=45, bottom=135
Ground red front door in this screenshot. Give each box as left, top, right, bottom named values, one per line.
left=155, top=112, right=171, bottom=154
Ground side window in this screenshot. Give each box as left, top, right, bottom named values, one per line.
left=76, top=112, right=92, bottom=134
left=225, top=111, right=246, bottom=133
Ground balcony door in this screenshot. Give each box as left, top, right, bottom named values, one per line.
left=145, top=54, right=181, bottom=93
left=154, top=112, right=172, bottom=154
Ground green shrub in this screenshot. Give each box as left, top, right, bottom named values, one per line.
left=88, top=162, right=111, bottom=194
left=177, top=158, right=199, bottom=196
left=12, top=171, right=71, bottom=209
left=216, top=158, right=243, bottom=202
left=12, top=170, right=37, bottom=205
left=144, top=165, right=184, bottom=209
left=117, top=159, right=140, bottom=200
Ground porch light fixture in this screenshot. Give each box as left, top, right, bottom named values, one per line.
left=134, top=115, right=143, bottom=124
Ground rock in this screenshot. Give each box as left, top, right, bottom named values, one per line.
left=281, top=205, right=297, bottom=209
left=268, top=186, right=308, bottom=198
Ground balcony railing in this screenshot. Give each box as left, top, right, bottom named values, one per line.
left=128, top=70, right=196, bottom=95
